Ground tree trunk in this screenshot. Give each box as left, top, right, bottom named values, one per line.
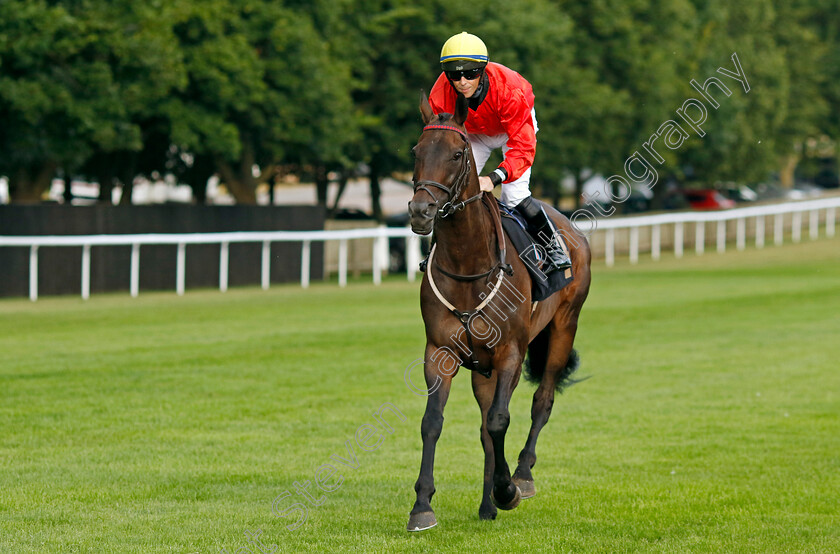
left=548, top=178, right=560, bottom=209
left=97, top=170, right=115, bottom=204
left=184, top=154, right=216, bottom=205
left=649, top=174, right=670, bottom=211
left=779, top=153, right=800, bottom=188
left=370, top=160, right=383, bottom=222
left=314, top=164, right=329, bottom=210
left=217, top=162, right=257, bottom=204
left=216, top=150, right=258, bottom=204
left=119, top=181, right=134, bottom=205
left=574, top=172, right=584, bottom=210
left=9, top=162, right=57, bottom=203
left=63, top=178, right=74, bottom=204
left=327, top=173, right=349, bottom=218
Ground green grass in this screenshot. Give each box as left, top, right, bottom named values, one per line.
left=1, top=237, right=839, bottom=553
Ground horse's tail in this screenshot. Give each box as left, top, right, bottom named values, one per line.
left=524, top=348, right=584, bottom=393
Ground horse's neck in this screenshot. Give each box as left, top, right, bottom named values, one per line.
left=433, top=196, right=496, bottom=274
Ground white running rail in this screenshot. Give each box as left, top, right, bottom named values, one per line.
left=1, top=197, right=838, bottom=301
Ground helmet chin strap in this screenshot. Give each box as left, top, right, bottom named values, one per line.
left=446, top=71, right=488, bottom=110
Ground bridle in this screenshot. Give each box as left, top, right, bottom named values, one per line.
left=412, top=124, right=483, bottom=219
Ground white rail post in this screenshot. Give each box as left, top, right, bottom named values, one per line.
left=373, top=230, right=386, bottom=285
left=674, top=222, right=684, bottom=258
left=130, top=244, right=140, bottom=298
left=736, top=218, right=746, bottom=251
left=651, top=224, right=661, bottom=261
left=695, top=221, right=705, bottom=255
left=756, top=216, right=765, bottom=248
left=828, top=207, right=836, bottom=237
left=176, top=243, right=186, bottom=296
left=716, top=220, right=726, bottom=253
left=605, top=228, right=615, bottom=267
left=338, top=239, right=348, bottom=287
left=792, top=211, right=802, bottom=243
left=774, top=213, right=784, bottom=246
left=629, top=226, right=639, bottom=264
left=809, top=209, right=819, bottom=240
left=81, top=244, right=91, bottom=300
left=300, top=240, right=310, bottom=289
left=406, top=234, right=420, bottom=282
left=29, top=245, right=39, bottom=302
left=261, top=241, right=271, bottom=290
left=219, top=241, right=229, bottom=292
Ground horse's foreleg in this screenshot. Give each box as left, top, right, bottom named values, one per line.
left=407, top=351, right=456, bottom=531
left=471, top=370, right=498, bottom=520
left=487, top=360, right=522, bottom=511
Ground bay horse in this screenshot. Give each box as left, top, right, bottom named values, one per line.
left=406, top=92, right=591, bottom=531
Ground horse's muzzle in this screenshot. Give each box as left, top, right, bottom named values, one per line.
left=408, top=201, right=436, bottom=235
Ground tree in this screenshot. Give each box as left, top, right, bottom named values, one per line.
left=156, top=0, right=359, bottom=204
left=0, top=0, right=185, bottom=202
left=676, top=0, right=788, bottom=186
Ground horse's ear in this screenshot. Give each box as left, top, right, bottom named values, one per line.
left=454, top=93, right=468, bottom=126
left=419, top=91, right=435, bottom=124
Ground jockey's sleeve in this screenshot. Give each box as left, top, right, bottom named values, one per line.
left=497, top=88, right=537, bottom=183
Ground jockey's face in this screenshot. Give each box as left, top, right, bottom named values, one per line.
left=450, top=74, right=481, bottom=98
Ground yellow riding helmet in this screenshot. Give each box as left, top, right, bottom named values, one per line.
left=440, top=32, right=488, bottom=71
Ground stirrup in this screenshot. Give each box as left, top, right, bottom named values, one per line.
left=545, top=250, right=571, bottom=273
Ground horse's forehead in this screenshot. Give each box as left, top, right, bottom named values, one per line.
left=418, top=118, right=463, bottom=148
left=417, top=134, right=460, bottom=154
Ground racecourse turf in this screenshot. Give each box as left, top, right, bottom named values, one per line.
left=1, top=237, right=839, bottom=553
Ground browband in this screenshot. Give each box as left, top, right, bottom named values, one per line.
left=422, top=124, right=468, bottom=141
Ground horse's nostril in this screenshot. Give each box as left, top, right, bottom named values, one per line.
left=409, top=201, right=433, bottom=220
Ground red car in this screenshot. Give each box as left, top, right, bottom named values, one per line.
left=683, top=189, right=737, bottom=210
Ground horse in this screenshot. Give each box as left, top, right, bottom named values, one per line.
left=405, top=92, right=592, bottom=531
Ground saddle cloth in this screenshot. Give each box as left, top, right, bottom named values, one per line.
left=497, top=200, right=574, bottom=301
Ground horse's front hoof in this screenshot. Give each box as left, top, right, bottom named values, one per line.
left=478, top=503, right=497, bottom=520
left=490, top=485, right=522, bottom=511
left=407, top=511, right=437, bottom=531
left=512, top=477, right=536, bottom=499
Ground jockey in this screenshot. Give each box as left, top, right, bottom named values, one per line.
left=429, top=32, right=571, bottom=272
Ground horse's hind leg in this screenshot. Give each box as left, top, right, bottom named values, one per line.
left=513, top=326, right=576, bottom=498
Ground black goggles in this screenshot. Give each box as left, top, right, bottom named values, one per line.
left=445, top=68, right=483, bottom=81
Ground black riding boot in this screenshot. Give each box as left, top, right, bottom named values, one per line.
left=516, top=196, right=571, bottom=273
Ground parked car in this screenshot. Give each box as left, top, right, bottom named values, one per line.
left=752, top=182, right=823, bottom=202
left=716, top=182, right=758, bottom=203
left=752, top=182, right=788, bottom=202
left=682, top=189, right=736, bottom=210
left=790, top=181, right=824, bottom=199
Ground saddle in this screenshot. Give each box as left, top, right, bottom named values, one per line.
left=496, top=200, right=574, bottom=301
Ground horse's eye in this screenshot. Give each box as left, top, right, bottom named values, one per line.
left=453, top=151, right=463, bottom=160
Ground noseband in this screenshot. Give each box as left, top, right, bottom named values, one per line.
left=413, top=124, right=483, bottom=218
